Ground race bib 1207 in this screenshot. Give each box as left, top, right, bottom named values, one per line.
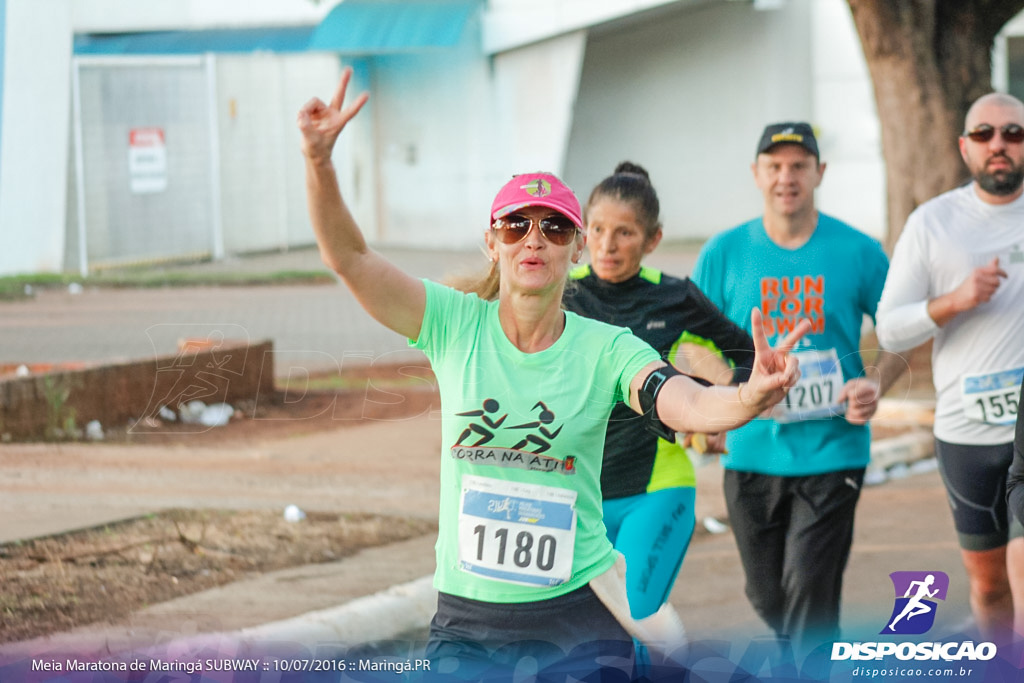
left=772, top=348, right=845, bottom=423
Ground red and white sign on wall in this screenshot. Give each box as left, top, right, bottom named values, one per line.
left=128, top=127, right=167, bottom=193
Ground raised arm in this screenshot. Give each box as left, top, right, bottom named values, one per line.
left=629, top=309, right=809, bottom=434
left=298, top=68, right=425, bottom=340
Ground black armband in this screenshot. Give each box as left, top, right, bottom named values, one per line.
left=637, top=366, right=713, bottom=440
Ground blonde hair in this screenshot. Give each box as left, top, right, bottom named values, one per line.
left=445, top=230, right=583, bottom=302
left=445, top=260, right=500, bottom=301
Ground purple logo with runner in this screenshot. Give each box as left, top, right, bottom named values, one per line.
left=882, top=571, right=949, bottom=635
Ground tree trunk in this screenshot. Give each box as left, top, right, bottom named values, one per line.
left=846, top=0, right=1024, bottom=250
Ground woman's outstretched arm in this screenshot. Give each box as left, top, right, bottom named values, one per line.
left=628, top=309, right=809, bottom=434
left=298, top=68, right=426, bottom=340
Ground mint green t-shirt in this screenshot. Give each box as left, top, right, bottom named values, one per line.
left=410, top=279, right=660, bottom=603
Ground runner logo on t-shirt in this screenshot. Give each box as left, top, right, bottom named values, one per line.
left=451, top=399, right=577, bottom=474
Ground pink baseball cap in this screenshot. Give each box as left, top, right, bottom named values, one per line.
left=490, top=172, right=583, bottom=227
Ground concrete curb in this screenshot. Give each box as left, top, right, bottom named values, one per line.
left=0, top=577, right=438, bottom=660
left=238, top=575, right=436, bottom=645
left=866, top=431, right=936, bottom=486
left=865, top=397, right=936, bottom=485
left=869, top=429, right=935, bottom=470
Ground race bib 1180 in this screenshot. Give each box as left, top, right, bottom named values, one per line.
left=457, top=475, right=577, bottom=587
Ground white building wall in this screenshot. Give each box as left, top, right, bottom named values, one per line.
left=332, top=59, right=378, bottom=246
left=71, top=0, right=336, bottom=33
left=362, top=30, right=586, bottom=251
left=0, top=0, right=72, bottom=276
left=810, top=0, right=885, bottom=240
left=490, top=31, right=587, bottom=180
left=565, top=0, right=814, bottom=241
left=483, top=0, right=706, bottom=54
left=215, top=53, right=342, bottom=253
left=216, top=54, right=287, bottom=254
left=368, top=50, right=492, bottom=248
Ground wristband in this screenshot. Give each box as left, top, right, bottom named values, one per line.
left=637, top=366, right=680, bottom=441
left=637, top=366, right=713, bottom=440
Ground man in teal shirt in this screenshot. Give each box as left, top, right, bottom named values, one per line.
left=693, top=122, right=906, bottom=652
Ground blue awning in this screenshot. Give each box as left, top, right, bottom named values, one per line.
left=74, top=26, right=316, bottom=55
left=74, top=1, right=478, bottom=56
left=308, top=0, right=477, bottom=53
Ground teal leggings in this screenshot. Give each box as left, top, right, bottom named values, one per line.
left=602, top=486, right=696, bottom=619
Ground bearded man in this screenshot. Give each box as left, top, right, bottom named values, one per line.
left=878, top=92, right=1024, bottom=644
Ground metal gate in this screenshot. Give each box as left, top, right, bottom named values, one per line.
left=70, top=56, right=218, bottom=271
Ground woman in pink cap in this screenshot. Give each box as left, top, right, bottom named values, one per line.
left=298, top=70, right=808, bottom=677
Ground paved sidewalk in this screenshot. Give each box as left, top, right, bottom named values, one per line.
left=1, top=246, right=466, bottom=372
left=0, top=243, right=703, bottom=372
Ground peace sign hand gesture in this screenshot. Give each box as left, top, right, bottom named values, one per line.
left=297, top=67, right=369, bottom=164
left=738, top=308, right=811, bottom=415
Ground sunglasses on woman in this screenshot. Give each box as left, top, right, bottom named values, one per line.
left=492, top=213, right=579, bottom=246
left=961, top=124, right=1024, bottom=144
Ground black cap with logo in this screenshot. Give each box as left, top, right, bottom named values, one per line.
left=756, top=122, right=819, bottom=159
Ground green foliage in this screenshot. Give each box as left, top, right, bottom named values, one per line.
left=0, top=269, right=333, bottom=300
left=42, top=376, right=77, bottom=441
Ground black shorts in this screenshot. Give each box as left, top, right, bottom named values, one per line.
left=425, top=585, right=636, bottom=680
left=935, top=439, right=1024, bottom=551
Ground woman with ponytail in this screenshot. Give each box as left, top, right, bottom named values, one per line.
left=564, top=162, right=756, bottom=626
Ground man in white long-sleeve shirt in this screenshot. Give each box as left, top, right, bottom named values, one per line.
left=877, top=92, right=1024, bottom=642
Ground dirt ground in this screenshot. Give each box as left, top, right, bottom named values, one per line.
left=0, top=362, right=443, bottom=644
left=0, top=509, right=435, bottom=644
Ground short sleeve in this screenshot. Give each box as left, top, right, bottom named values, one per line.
left=610, top=328, right=661, bottom=406
left=409, top=279, right=486, bottom=365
